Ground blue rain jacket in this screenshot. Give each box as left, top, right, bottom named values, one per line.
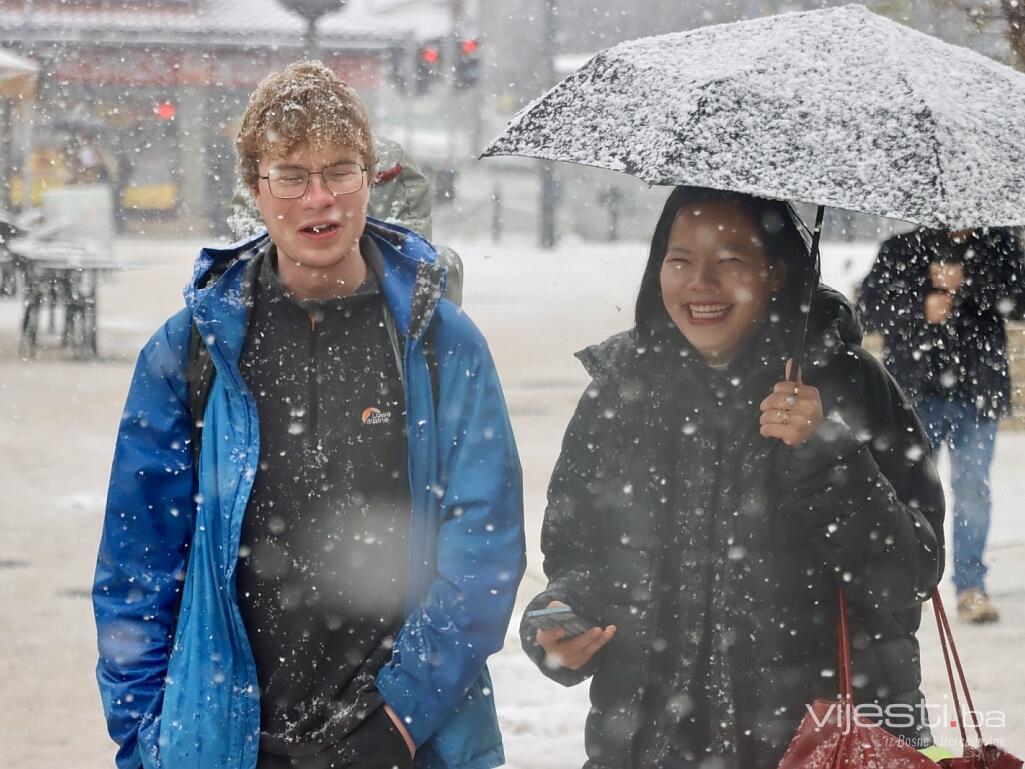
left=93, top=221, right=526, bottom=769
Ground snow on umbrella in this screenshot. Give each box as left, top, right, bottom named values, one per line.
left=482, top=3, right=1025, bottom=230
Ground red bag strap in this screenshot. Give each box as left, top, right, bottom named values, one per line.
left=932, top=589, right=989, bottom=764
left=836, top=587, right=854, bottom=702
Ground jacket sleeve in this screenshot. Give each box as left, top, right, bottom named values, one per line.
left=519, top=381, right=612, bottom=687
left=374, top=316, right=526, bottom=748
left=958, top=229, right=1025, bottom=319
left=92, top=316, right=196, bottom=769
left=857, top=238, right=916, bottom=334
left=778, top=350, right=945, bottom=612
left=1003, top=230, right=1025, bottom=320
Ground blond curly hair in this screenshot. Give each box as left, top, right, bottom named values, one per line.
left=236, top=60, right=378, bottom=189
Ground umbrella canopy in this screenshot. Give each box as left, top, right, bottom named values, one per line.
left=482, top=3, right=1025, bottom=229
left=0, top=48, right=38, bottom=99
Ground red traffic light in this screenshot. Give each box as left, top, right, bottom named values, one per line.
left=461, top=39, right=479, bottom=55
left=420, top=46, right=440, bottom=64
left=154, top=102, right=176, bottom=120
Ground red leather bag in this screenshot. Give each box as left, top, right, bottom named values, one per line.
left=931, top=591, right=1022, bottom=769
left=776, top=589, right=940, bottom=768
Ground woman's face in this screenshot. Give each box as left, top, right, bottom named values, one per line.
left=660, top=200, right=785, bottom=364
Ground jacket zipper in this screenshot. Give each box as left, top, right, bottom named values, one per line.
left=631, top=386, right=725, bottom=766
left=308, top=314, right=320, bottom=449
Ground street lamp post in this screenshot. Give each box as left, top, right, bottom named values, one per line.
left=277, top=0, right=347, bottom=59
left=539, top=0, right=558, bottom=249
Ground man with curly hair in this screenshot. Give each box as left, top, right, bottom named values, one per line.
left=93, top=60, right=525, bottom=769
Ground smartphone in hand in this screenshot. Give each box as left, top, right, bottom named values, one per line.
left=524, top=606, right=596, bottom=638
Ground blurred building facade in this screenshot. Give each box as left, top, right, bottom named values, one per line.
left=2, top=0, right=1019, bottom=241
left=0, top=0, right=451, bottom=234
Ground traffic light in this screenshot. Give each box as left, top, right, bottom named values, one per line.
left=415, top=45, right=442, bottom=95
left=154, top=101, right=176, bottom=120
left=454, top=38, right=481, bottom=89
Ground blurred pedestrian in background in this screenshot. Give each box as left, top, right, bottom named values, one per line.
left=859, top=226, right=1025, bottom=623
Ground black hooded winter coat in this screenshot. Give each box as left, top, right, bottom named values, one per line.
left=521, top=190, right=945, bottom=769
left=857, top=227, right=1025, bottom=419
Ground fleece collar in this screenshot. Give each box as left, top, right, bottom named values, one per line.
left=184, top=217, right=446, bottom=345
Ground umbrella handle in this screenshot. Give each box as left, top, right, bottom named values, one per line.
left=790, top=205, right=826, bottom=380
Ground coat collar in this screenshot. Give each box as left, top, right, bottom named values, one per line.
left=184, top=217, right=446, bottom=352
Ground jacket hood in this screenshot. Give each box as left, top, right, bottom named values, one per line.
left=184, top=216, right=445, bottom=342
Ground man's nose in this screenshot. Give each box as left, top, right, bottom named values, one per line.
left=302, top=173, right=336, bottom=205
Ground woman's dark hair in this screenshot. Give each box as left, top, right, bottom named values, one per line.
left=634, top=186, right=816, bottom=340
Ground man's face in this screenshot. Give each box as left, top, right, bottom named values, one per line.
left=251, top=141, right=370, bottom=271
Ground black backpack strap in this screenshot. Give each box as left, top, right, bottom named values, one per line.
left=184, top=248, right=246, bottom=469
left=166, top=320, right=214, bottom=649
left=186, top=320, right=216, bottom=469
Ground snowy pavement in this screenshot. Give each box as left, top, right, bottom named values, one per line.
left=0, top=235, right=1022, bottom=768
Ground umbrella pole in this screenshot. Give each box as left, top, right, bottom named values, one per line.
left=791, top=204, right=826, bottom=381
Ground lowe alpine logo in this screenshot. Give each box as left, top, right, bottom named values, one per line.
left=361, top=407, right=392, bottom=426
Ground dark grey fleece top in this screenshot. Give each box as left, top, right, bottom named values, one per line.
left=235, top=239, right=411, bottom=757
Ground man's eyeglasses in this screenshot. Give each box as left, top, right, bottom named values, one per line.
left=258, top=162, right=367, bottom=199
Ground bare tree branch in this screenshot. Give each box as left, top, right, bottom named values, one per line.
left=1001, top=0, right=1025, bottom=68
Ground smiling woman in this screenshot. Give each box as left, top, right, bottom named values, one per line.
left=660, top=198, right=786, bottom=364
left=635, top=187, right=812, bottom=367
left=520, top=186, right=946, bottom=769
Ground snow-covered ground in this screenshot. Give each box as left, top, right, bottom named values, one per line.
left=0, top=235, right=1021, bottom=768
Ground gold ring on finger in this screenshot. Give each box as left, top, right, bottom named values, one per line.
left=778, top=410, right=790, bottom=425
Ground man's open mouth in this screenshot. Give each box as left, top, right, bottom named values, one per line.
left=686, top=303, right=733, bottom=321
left=301, top=223, right=340, bottom=236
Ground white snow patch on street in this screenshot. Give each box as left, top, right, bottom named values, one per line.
left=2, top=234, right=1022, bottom=767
